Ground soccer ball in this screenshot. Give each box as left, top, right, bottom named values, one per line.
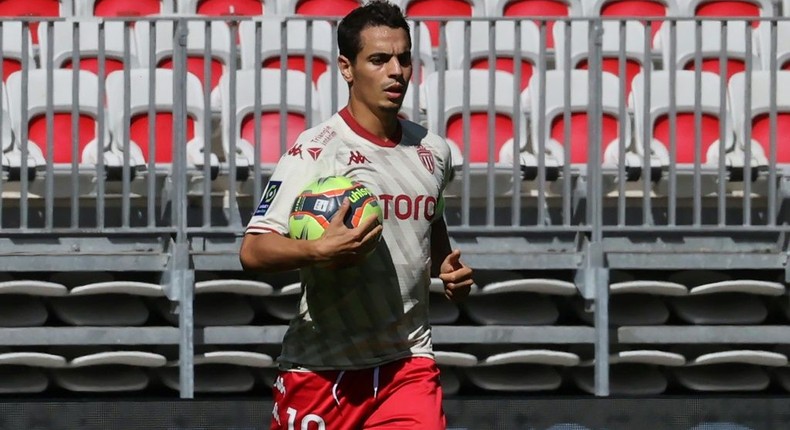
left=288, top=176, right=383, bottom=241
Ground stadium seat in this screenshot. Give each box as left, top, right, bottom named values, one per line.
left=52, top=350, right=166, bottom=392
left=395, top=0, right=486, bottom=48
left=159, top=350, right=273, bottom=393
left=105, top=68, right=216, bottom=174
left=572, top=278, right=688, bottom=326
left=0, top=82, right=41, bottom=181
left=0, top=277, right=68, bottom=327
left=0, top=0, right=73, bottom=44
left=757, top=21, right=790, bottom=70
left=553, top=20, right=648, bottom=98
left=671, top=347, right=786, bottom=391
left=179, top=0, right=276, bottom=15
left=667, top=279, right=784, bottom=325
left=486, top=0, right=584, bottom=48
left=630, top=71, right=737, bottom=173
left=135, top=19, right=232, bottom=112
left=315, top=70, right=418, bottom=122
left=527, top=70, right=635, bottom=169
left=220, top=69, right=319, bottom=168
left=434, top=350, right=477, bottom=395
left=729, top=71, right=790, bottom=166
left=76, top=0, right=174, bottom=16
left=445, top=20, right=542, bottom=92
left=0, top=351, right=67, bottom=394
left=661, top=21, right=760, bottom=85
left=5, top=69, right=124, bottom=171
left=153, top=278, right=273, bottom=326
left=239, top=18, right=333, bottom=86
left=572, top=349, right=686, bottom=395
left=429, top=278, right=461, bottom=324
left=463, top=271, right=575, bottom=325
left=0, top=22, right=36, bottom=83
left=677, top=0, right=775, bottom=28
left=423, top=69, right=525, bottom=196
left=257, top=281, right=301, bottom=321
left=38, top=19, right=139, bottom=77
left=48, top=279, right=164, bottom=326
left=464, top=347, right=580, bottom=392
left=583, top=0, right=680, bottom=45
left=278, top=0, right=362, bottom=16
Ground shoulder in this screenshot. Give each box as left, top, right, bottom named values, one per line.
left=283, top=116, right=345, bottom=163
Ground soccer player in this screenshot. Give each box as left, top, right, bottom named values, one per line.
left=239, top=1, right=474, bottom=428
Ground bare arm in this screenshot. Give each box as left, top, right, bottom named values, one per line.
left=240, top=199, right=383, bottom=273
left=430, top=217, right=474, bottom=302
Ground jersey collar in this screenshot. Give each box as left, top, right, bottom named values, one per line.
left=339, top=107, right=402, bottom=148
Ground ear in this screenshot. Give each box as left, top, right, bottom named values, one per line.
left=338, top=55, right=353, bottom=83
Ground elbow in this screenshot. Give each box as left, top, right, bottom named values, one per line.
left=239, top=237, right=267, bottom=272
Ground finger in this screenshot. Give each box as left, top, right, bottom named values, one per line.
left=360, top=224, right=383, bottom=245
left=439, top=267, right=473, bottom=283
left=355, top=212, right=381, bottom=234
left=330, top=198, right=351, bottom=226
left=447, top=249, right=462, bottom=264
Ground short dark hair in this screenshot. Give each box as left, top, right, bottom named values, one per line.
left=337, top=0, right=411, bottom=63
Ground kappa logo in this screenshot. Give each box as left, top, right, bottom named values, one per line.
left=287, top=144, right=303, bottom=158
left=274, top=376, right=286, bottom=395
left=348, top=150, right=370, bottom=165
left=308, top=147, right=323, bottom=160
left=417, top=145, right=435, bottom=173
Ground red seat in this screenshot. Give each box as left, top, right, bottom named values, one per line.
left=446, top=113, right=513, bottom=163
left=240, top=112, right=307, bottom=163
left=28, top=113, right=96, bottom=164
left=695, top=1, right=761, bottom=28
left=600, top=0, right=667, bottom=42
left=502, top=0, right=572, bottom=48
left=751, top=113, right=790, bottom=163
left=159, top=57, right=225, bottom=94
left=405, top=0, right=473, bottom=47
left=578, top=58, right=641, bottom=97
left=653, top=113, right=721, bottom=164
left=549, top=112, right=620, bottom=164
left=261, top=56, right=328, bottom=86
left=470, top=58, right=534, bottom=91
left=293, top=0, right=360, bottom=16
left=63, top=58, right=126, bottom=76
left=92, top=0, right=163, bottom=16
left=0, top=59, right=23, bottom=83
left=0, top=0, right=62, bottom=44
left=684, top=58, right=745, bottom=84
left=129, top=113, right=196, bottom=164
left=196, top=0, right=264, bottom=14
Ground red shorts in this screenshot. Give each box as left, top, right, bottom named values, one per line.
left=269, top=356, right=446, bottom=430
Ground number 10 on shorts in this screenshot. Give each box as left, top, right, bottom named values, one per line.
left=273, top=402, right=326, bottom=430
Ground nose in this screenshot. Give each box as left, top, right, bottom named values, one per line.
left=387, top=56, right=403, bottom=77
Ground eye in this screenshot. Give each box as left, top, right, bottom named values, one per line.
left=370, top=55, right=387, bottom=65
left=398, top=53, right=412, bottom=67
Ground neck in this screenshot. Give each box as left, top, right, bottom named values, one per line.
left=346, top=99, right=400, bottom=141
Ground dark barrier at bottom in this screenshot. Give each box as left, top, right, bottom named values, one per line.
left=2, top=398, right=790, bottom=430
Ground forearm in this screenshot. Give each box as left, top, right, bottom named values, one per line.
left=430, top=217, right=452, bottom=277
left=239, top=232, right=323, bottom=273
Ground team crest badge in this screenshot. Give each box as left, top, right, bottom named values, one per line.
left=417, top=146, right=434, bottom=173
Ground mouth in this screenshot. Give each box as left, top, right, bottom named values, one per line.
left=384, top=85, right=404, bottom=100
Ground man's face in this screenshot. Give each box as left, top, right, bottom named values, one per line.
left=340, top=25, right=412, bottom=114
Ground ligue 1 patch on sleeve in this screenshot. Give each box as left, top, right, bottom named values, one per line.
left=254, top=181, right=282, bottom=217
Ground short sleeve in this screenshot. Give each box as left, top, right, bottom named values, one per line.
left=245, top=143, right=329, bottom=236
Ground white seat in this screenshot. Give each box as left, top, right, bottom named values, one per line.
left=610, top=280, right=688, bottom=296
left=220, top=68, right=320, bottom=169
left=6, top=69, right=121, bottom=171
left=195, top=279, right=274, bottom=296
left=69, top=351, right=167, bottom=368
left=572, top=350, right=684, bottom=395
left=660, top=20, right=760, bottom=85
left=76, top=0, right=174, bottom=16
left=434, top=350, right=478, bottom=367
left=69, top=281, right=165, bottom=297
left=445, top=20, right=542, bottom=95
left=193, top=351, right=274, bottom=367
left=52, top=366, right=150, bottom=392
left=582, top=0, right=680, bottom=47
left=106, top=68, right=216, bottom=176
left=0, top=280, right=68, bottom=296
left=160, top=353, right=263, bottom=393
left=135, top=19, right=232, bottom=112
left=0, top=22, right=36, bottom=81
left=258, top=281, right=302, bottom=321
left=758, top=21, right=790, bottom=70
left=0, top=352, right=67, bottom=368
left=394, top=0, right=486, bottom=48
left=239, top=18, right=334, bottom=83
left=630, top=71, right=738, bottom=175
left=0, top=366, right=50, bottom=393
left=464, top=276, right=573, bottom=325
left=528, top=70, right=635, bottom=172
left=178, top=0, right=276, bottom=14
left=672, top=348, right=785, bottom=392
left=428, top=278, right=461, bottom=324
left=668, top=279, right=781, bottom=325
left=668, top=270, right=732, bottom=287
left=677, top=0, right=776, bottom=22
left=423, top=69, right=524, bottom=197
left=554, top=20, right=648, bottom=99
left=38, top=18, right=139, bottom=76
left=729, top=70, right=790, bottom=167
left=464, top=348, right=579, bottom=392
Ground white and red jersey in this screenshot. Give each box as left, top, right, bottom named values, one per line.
left=246, top=108, right=453, bottom=370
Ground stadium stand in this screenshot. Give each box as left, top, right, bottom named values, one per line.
left=3, top=9, right=790, bottom=426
